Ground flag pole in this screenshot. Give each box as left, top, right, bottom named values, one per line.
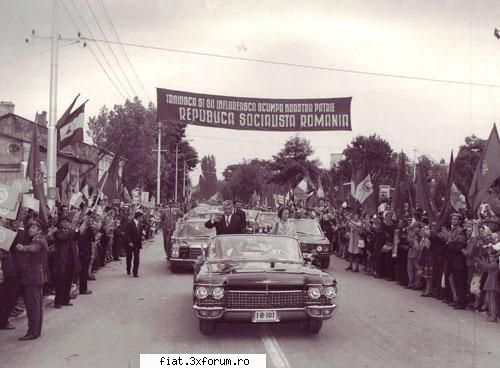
left=47, top=0, right=59, bottom=210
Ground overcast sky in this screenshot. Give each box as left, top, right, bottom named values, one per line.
left=2, top=0, right=500, bottom=185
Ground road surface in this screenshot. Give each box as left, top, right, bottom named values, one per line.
left=1, top=234, right=499, bottom=368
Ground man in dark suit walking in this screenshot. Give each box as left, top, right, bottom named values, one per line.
left=205, top=200, right=243, bottom=235
left=15, top=220, right=48, bottom=340
left=126, top=211, right=143, bottom=277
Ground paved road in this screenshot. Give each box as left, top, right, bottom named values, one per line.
left=1, top=234, right=499, bottom=368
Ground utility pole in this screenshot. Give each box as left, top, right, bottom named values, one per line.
left=152, top=121, right=167, bottom=206
left=183, top=159, right=186, bottom=200
left=47, top=0, right=59, bottom=209
left=175, top=143, right=179, bottom=203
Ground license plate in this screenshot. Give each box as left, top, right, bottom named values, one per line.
left=253, top=310, right=279, bottom=322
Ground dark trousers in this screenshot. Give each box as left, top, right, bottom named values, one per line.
left=396, top=248, right=409, bottom=286
left=112, top=236, right=122, bottom=260
left=163, top=230, right=172, bottom=259
left=382, top=252, right=395, bottom=280
left=433, top=261, right=444, bottom=295
left=126, top=246, right=140, bottom=276
left=452, top=268, right=468, bottom=306
left=23, top=285, right=43, bottom=336
left=55, top=263, right=74, bottom=306
left=0, top=277, right=21, bottom=327
left=79, top=255, right=90, bottom=293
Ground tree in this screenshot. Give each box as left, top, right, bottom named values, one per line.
left=221, top=159, right=272, bottom=202
left=87, top=98, right=198, bottom=202
left=268, top=136, right=321, bottom=190
left=455, top=134, right=485, bottom=197
left=199, top=155, right=217, bottom=199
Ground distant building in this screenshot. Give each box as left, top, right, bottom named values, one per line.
left=330, top=153, right=344, bottom=169
left=0, top=103, right=125, bottom=204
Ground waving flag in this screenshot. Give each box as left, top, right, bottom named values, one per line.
left=415, top=163, right=437, bottom=222
left=27, top=122, right=48, bottom=226
left=58, top=101, right=87, bottom=150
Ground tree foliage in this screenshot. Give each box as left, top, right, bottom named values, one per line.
left=87, top=98, right=198, bottom=202
left=268, top=136, right=321, bottom=189
left=199, top=155, right=218, bottom=199
left=454, top=135, right=485, bottom=196
left=220, top=159, right=271, bottom=202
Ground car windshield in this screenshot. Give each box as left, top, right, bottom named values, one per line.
left=257, top=213, right=277, bottom=224
left=207, top=235, right=302, bottom=261
left=177, top=222, right=215, bottom=238
left=291, top=220, right=323, bottom=236
left=243, top=210, right=260, bottom=221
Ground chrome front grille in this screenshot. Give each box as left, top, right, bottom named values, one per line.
left=303, top=293, right=331, bottom=306
left=226, top=290, right=304, bottom=309
left=189, top=248, right=202, bottom=259
left=197, top=297, right=222, bottom=307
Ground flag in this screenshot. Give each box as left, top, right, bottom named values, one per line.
left=22, top=194, right=40, bottom=212
left=439, top=152, right=466, bottom=224
left=98, top=145, right=123, bottom=205
left=56, top=162, right=70, bottom=187
left=317, top=177, right=325, bottom=199
left=0, top=225, right=17, bottom=251
left=0, top=183, right=20, bottom=211
left=56, top=94, right=80, bottom=129
left=355, top=174, right=374, bottom=204
left=69, top=192, right=83, bottom=208
left=80, top=176, right=90, bottom=199
left=122, top=186, right=132, bottom=204
left=415, top=162, right=437, bottom=222
left=58, top=101, right=86, bottom=150
left=392, top=152, right=412, bottom=219
left=27, top=122, right=48, bottom=226
left=468, top=124, right=500, bottom=212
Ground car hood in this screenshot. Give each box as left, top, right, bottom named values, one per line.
left=175, top=237, right=210, bottom=247
left=197, top=261, right=335, bottom=286
left=296, top=235, right=329, bottom=244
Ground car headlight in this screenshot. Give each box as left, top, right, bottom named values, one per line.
left=212, top=287, right=225, bottom=300
left=317, top=246, right=323, bottom=252
left=308, top=287, right=321, bottom=299
left=324, top=246, right=329, bottom=252
left=324, top=286, right=337, bottom=299
left=195, top=286, right=209, bottom=299
left=172, top=244, right=180, bottom=258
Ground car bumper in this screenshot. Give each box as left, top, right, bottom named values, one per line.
left=193, top=304, right=337, bottom=322
left=170, top=258, right=196, bottom=267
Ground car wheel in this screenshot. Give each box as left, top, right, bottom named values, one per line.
left=170, top=263, right=179, bottom=273
left=199, top=320, right=216, bottom=335
left=320, top=257, right=330, bottom=269
left=303, top=318, right=323, bottom=334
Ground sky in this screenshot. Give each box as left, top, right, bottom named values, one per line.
left=2, top=0, right=500, bottom=186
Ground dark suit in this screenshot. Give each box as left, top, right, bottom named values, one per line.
left=54, top=229, right=80, bottom=306
left=17, top=234, right=48, bottom=337
left=205, top=215, right=243, bottom=235
left=125, top=220, right=142, bottom=276
left=233, top=209, right=246, bottom=233
left=78, top=226, right=94, bottom=293
left=447, top=226, right=467, bottom=306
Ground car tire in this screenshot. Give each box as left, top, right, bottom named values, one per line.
left=320, top=257, right=330, bottom=269
left=171, top=263, right=179, bottom=273
left=303, top=318, right=323, bottom=334
left=199, top=320, right=216, bottom=335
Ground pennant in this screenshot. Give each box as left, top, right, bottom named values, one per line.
left=317, top=177, right=325, bottom=199
left=96, top=143, right=123, bottom=205
left=22, top=194, right=40, bottom=212
left=0, top=201, right=20, bottom=220
left=0, top=183, right=21, bottom=211
left=468, top=124, right=500, bottom=212
left=450, top=183, right=466, bottom=211
left=69, top=192, right=83, bottom=208
left=122, top=186, right=133, bottom=204
left=415, top=163, right=437, bottom=222
left=9, top=178, right=30, bottom=194
left=58, top=101, right=86, bottom=150
left=0, top=225, right=17, bottom=251
left=439, top=152, right=466, bottom=224
left=27, top=122, right=49, bottom=226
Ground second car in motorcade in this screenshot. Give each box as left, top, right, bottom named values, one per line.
left=170, top=219, right=216, bottom=273
left=290, top=219, right=332, bottom=269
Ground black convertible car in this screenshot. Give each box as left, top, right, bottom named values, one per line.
left=192, top=235, right=338, bottom=335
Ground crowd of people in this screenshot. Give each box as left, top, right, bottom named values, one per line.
left=273, top=198, right=500, bottom=324
left=0, top=201, right=160, bottom=341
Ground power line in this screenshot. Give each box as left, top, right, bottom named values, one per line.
left=97, top=0, right=152, bottom=102
left=84, top=0, right=137, bottom=98
left=80, top=37, right=500, bottom=89
left=0, top=42, right=75, bottom=67
left=58, top=0, right=126, bottom=100
left=67, top=0, right=132, bottom=99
